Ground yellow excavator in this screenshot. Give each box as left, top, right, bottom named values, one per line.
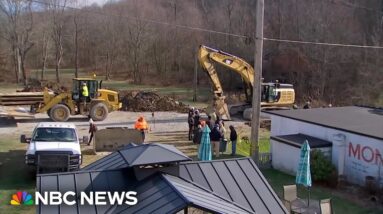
left=198, top=45, right=295, bottom=120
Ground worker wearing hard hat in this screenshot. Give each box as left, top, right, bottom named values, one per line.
left=135, top=116, right=150, bottom=141
left=81, top=82, right=89, bottom=98
left=80, top=82, right=89, bottom=114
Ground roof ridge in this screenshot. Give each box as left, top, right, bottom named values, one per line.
left=162, top=174, right=254, bottom=213
left=160, top=174, right=190, bottom=203
left=181, top=157, right=252, bottom=164
left=154, top=144, right=191, bottom=160
left=37, top=167, right=125, bottom=176
left=127, top=144, right=150, bottom=165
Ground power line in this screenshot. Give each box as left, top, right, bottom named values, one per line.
left=30, top=0, right=249, bottom=39
left=263, top=37, right=383, bottom=49
left=30, top=0, right=383, bottom=50
left=327, top=0, right=382, bottom=14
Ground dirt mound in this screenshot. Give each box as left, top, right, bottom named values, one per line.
left=120, top=90, right=189, bottom=113
left=17, top=79, right=68, bottom=92
left=17, top=86, right=44, bottom=92
left=244, top=120, right=271, bottom=130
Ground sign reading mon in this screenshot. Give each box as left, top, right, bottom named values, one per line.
left=349, top=142, right=383, bottom=165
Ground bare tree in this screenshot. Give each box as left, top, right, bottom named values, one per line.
left=100, top=5, right=123, bottom=81
left=40, top=30, right=50, bottom=80
left=73, top=11, right=79, bottom=77
left=126, top=18, right=147, bottom=83
left=0, top=0, right=34, bottom=85
left=48, top=0, right=67, bottom=83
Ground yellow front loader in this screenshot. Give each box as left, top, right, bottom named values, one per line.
left=33, top=78, right=120, bottom=121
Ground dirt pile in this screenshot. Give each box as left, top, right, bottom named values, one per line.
left=17, top=86, right=44, bottom=92
left=120, top=90, right=189, bottom=113
left=244, top=120, right=271, bottom=130
left=16, top=79, right=68, bottom=92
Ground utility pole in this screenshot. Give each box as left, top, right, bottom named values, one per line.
left=250, top=0, right=264, bottom=163
left=193, top=49, right=198, bottom=102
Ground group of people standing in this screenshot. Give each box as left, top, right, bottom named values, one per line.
left=188, top=107, right=237, bottom=157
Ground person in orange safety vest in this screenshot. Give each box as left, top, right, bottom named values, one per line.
left=134, top=116, right=149, bottom=141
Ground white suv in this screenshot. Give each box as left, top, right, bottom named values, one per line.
left=21, top=122, right=85, bottom=173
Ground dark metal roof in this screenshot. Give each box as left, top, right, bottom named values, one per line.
left=82, top=143, right=191, bottom=171
left=39, top=146, right=286, bottom=213
left=163, top=174, right=251, bottom=214
left=179, top=158, right=288, bottom=214
left=271, top=134, right=332, bottom=148
left=36, top=168, right=137, bottom=214
left=106, top=174, right=187, bottom=214
left=36, top=170, right=251, bottom=214
left=266, top=106, right=383, bottom=140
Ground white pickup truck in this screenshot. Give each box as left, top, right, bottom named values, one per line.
left=21, top=122, right=87, bottom=173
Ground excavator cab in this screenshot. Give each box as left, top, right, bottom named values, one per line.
left=72, top=78, right=99, bottom=101
left=261, top=83, right=280, bottom=103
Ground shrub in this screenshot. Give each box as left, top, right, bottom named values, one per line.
left=310, top=150, right=336, bottom=182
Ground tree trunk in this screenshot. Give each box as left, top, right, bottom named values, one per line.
left=74, top=16, right=79, bottom=78
left=105, top=52, right=110, bottom=80
left=55, top=52, right=60, bottom=83
left=41, top=35, right=47, bottom=81
left=17, top=50, right=22, bottom=84
left=75, top=30, right=79, bottom=78
left=41, top=59, right=46, bottom=80
left=20, top=52, right=28, bottom=86
left=13, top=48, right=19, bottom=84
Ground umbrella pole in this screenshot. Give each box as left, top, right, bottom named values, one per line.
left=308, top=186, right=310, bottom=206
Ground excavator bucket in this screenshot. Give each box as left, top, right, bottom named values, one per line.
left=213, top=97, right=231, bottom=121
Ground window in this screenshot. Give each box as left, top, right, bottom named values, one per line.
left=108, top=94, right=115, bottom=102
left=32, top=128, right=77, bottom=142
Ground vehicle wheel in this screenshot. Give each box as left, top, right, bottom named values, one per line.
left=50, top=104, right=70, bottom=122
left=90, top=103, right=108, bottom=121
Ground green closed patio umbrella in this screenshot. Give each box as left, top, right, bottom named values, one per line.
left=296, top=140, right=312, bottom=205
left=198, top=125, right=212, bottom=161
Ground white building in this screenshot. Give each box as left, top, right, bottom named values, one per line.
left=266, top=106, right=383, bottom=186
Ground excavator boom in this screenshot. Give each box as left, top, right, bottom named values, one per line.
left=198, top=45, right=295, bottom=120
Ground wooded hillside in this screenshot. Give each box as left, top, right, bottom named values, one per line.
left=0, top=0, right=382, bottom=106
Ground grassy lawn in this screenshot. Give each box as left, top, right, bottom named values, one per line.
left=237, top=129, right=270, bottom=155
left=227, top=128, right=270, bottom=156
left=0, top=139, right=35, bottom=214
left=262, top=169, right=381, bottom=214
left=30, top=68, right=87, bottom=79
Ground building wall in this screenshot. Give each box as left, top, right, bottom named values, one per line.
left=271, top=139, right=331, bottom=175
left=271, top=139, right=300, bottom=175
left=268, top=115, right=383, bottom=186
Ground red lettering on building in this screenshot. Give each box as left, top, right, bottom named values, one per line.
left=349, top=143, right=360, bottom=160
left=348, top=143, right=383, bottom=165
left=362, top=147, right=374, bottom=163
left=375, top=149, right=383, bottom=165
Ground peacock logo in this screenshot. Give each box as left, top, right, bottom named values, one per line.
left=10, top=191, right=34, bottom=205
